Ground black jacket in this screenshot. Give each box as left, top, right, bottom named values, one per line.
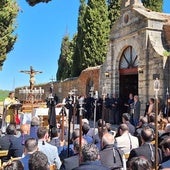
left=60, top=154, right=79, bottom=170
left=99, top=144, right=123, bottom=170
left=127, top=143, right=162, bottom=168
left=73, top=160, right=109, bottom=170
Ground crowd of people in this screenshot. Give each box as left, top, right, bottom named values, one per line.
left=0, top=91, right=170, bottom=170
left=0, top=116, right=170, bottom=170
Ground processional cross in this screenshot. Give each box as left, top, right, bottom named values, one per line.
left=20, top=66, right=42, bottom=90
left=49, top=76, right=55, bottom=94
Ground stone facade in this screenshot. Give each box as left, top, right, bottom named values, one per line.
left=100, top=0, right=170, bottom=114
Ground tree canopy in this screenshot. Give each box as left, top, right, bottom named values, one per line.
left=107, top=0, right=121, bottom=28
left=56, top=35, right=76, bottom=80
left=72, top=0, right=87, bottom=77
left=142, top=0, right=163, bottom=12
left=26, top=0, right=51, bottom=6
left=58, top=0, right=110, bottom=79
left=25, top=0, right=163, bottom=12
left=81, top=0, right=110, bottom=70
left=0, top=0, right=18, bottom=69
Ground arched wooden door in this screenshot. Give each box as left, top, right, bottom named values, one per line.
left=119, top=46, right=138, bottom=99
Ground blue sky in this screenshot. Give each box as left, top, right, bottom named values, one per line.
left=0, top=0, right=170, bottom=90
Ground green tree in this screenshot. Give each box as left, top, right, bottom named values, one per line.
left=0, top=0, right=18, bottom=69
left=0, top=90, right=9, bottom=101
left=142, top=0, right=163, bottom=12
left=56, top=35, right=74, bottom=81
left=107, top=0, right=121, bottom=28
left=69, top=34, right=77, bottom=77
left=26, top=0, right=51, bottom=6
left=81, top=0, right=110, bottom=70
left=72, top=0, right=87, bottom=77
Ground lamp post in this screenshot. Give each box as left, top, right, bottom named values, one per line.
left=154, top=77, right=160, bottom=170
left=105, top=71, right=109, bottom=78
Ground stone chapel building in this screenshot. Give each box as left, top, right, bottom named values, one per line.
left=100, top=0, right=170, bottom=114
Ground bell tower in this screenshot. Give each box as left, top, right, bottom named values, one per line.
left=121, top=0, right=143, bottom=12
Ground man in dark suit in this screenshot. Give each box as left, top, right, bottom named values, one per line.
left=132, top=95, right=141, bottom=126
left=73, top=144, right=109, bottom=170
left=0, top=124, right=17, bottom=150
left=158, top=124, right=170, bottom=146
left=49, top=127, right=60, bottom=148
left=110, top=94, right=120, bottom=125
left=127, top=126, right=162, bottom=168
left=159, top=137, right=170, bottom=169
left=100, top=133, right=124, bottom=170
left=8, top=124, right=31, bottom=158
left=0, top=124, right=17, bottom=162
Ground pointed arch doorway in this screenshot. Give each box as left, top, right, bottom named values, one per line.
left=119, top=46, right=138, bottom=99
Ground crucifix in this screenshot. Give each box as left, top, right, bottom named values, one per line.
left=72, top=87, right=78, bottom=104
left=20, top=66, right=42, bottom=90
left=49, top=76, right=55, bottom=94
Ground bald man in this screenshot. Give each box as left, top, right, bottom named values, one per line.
left=114, top=124, right=139, bottom=154
left=100, top=133, right=123, bottom=169
left=127, top=126, right=162, bottom=168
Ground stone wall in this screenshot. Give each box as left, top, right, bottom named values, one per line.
left=100, top=1, right=170, bottom=115
left=163, top=25, right=170, bottom=49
